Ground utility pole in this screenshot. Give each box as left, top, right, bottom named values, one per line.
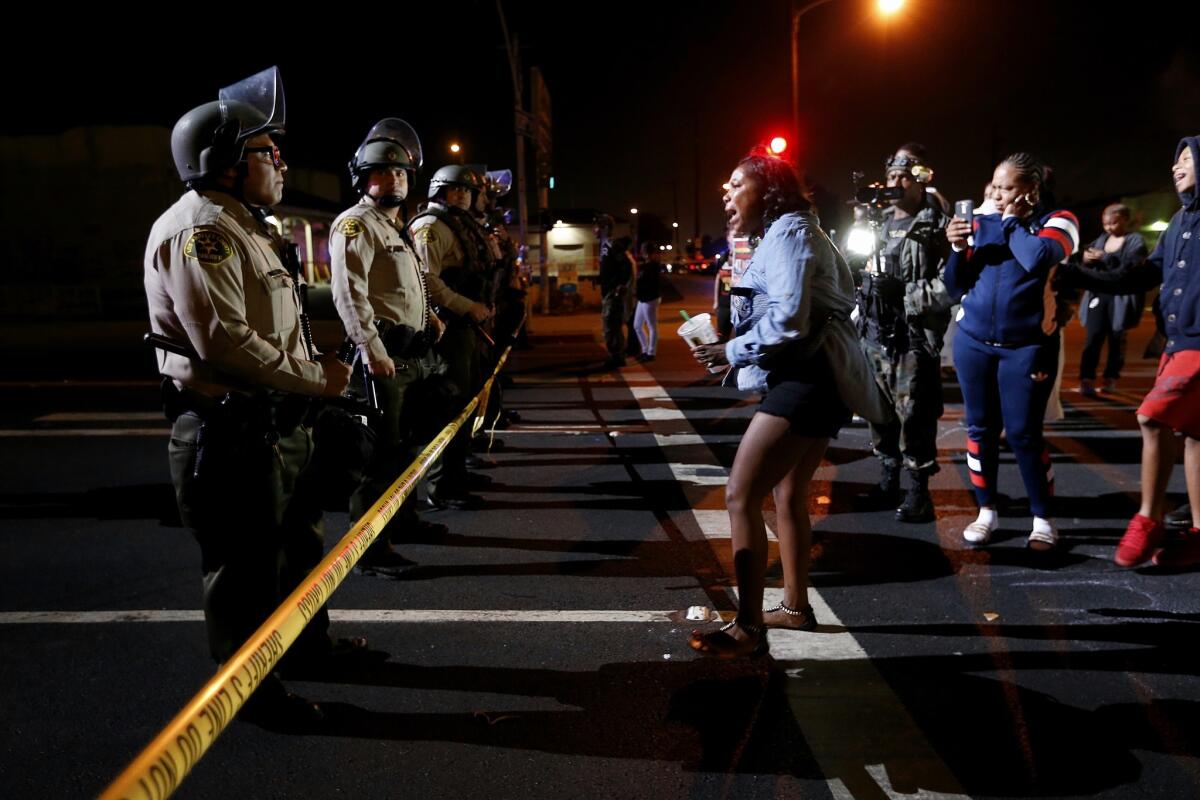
left=497, top=1, right=535, bottom=320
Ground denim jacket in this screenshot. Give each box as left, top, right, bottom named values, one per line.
left=726, top=211, right=855, bottom=392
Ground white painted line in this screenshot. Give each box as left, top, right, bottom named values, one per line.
left=484, top=429, right=596, bottom=436
left=664, top=462, right=729, bottom=485
left=35, top=412, right=164, bottom=423
left=0, top=610, right=680, bottom=625
left=641, top=407, right=687, bottom=421
left=512, top=423, right=609, bottom=429
left=0, top=429, right=168, bottom=438
left=601, top=433, right=745, bottom=448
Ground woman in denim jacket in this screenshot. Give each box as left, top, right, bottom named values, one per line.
left=689, top=152, right=852, bottom=658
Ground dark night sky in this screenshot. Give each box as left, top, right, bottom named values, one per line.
left=5, top=1, right=1199, bottom=238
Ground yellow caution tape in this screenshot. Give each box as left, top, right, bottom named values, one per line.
left=102, top=343, right=516, bottom=800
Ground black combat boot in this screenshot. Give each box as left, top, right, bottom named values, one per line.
left=896, top=470, right=935, bottom=523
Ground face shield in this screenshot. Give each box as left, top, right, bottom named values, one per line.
left=361, top=118, right=423, bottom=171
left=485, top=169, right=513, bottom=197
left=219, top=66, right=286, bottom=137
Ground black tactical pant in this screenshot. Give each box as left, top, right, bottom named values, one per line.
left=427, top=322, right=480, bottom=496
left=863, top=342, right=944, bottom=473
left=168, top=411, right=328, bottom=664
left=349, top=354, right=441, bottom=544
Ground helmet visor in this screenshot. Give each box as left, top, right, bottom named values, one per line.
left=219, top=66, right=286, bottom=136
left=486, top=169, right=513, bottom=197
left=363, top=118, right=422, bottom=171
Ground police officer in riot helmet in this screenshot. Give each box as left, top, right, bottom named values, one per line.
left=856, top=143, right=952, bottom=522
left=409, top=165, right=494, bottom=509
left=146, top=68, right=356, bottom=726
left=331, top=118, right=448, bottom=576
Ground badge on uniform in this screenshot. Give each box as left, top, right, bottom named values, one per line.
left=183, top=230, right=234, bottom=265
left=414, top=226, right=434, bottom=244
left=340, top=218, right=365, bottom=238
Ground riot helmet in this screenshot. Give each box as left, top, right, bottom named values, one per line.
left=171, top=99, right=283, bottom=183
left=172, top=66, right=287, bottom=184
left=348, top=117, right=423, bottom=193
left=428, top=164, right=483, bottom=201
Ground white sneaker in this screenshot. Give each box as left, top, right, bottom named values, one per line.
left=1027, top=517, right=1058, bottom=551
left=963, top=509, right=999, bottom=545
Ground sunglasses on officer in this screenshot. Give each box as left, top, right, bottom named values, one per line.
left=244, top=144, right=283, bottom=169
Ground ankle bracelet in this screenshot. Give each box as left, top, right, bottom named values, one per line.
left=766, top=602, right=810, bottom=617
left=721, top=618, right=763, bottom=636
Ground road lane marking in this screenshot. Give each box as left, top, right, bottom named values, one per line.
left=0, top=610, right=682, bottom=625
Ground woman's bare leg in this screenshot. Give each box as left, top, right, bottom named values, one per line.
left=722, top=412, right=811, bottom=641
left=772, top=437, right=829, bottom=610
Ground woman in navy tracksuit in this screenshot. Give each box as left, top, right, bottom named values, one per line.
left=944, top=153, right=1080, bottom=550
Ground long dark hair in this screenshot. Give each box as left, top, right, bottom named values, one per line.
left=736, top=152, right=810, bottom=232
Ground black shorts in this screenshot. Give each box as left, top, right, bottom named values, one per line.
left=758, top=350, right=850, bottom=438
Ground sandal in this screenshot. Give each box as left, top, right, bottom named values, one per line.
left=688, top=619, right=768, bottom=659
left=763, top=602, right=817, bottom=631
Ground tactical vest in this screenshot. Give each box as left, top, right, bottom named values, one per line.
left=411, top=205, right=494, bottom=302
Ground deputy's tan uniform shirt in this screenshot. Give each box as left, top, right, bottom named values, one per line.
left=143, top=190, right=326, bottom=397
left=330, top=199, right=430, bottom=364
left=408, top=203, right=475, bottom=317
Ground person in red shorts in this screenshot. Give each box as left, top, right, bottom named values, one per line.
left=1111, top=136, right=1200, bottom=567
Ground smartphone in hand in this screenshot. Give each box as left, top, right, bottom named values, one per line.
left=954, top=199, right=974, bottom=225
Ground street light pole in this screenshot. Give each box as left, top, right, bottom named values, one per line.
left=497, top=0, right=536, bottom=320
left=791, top=0, right=837, bottom=170
left=792, top=0, right=902, bottom=169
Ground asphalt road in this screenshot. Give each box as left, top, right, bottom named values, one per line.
left=2, top=273, right=1198, bottom=799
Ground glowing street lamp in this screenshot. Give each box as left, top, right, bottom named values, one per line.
left=792, top=0, right=905, bottom=165
left=449, top=143, right=461, bottom=154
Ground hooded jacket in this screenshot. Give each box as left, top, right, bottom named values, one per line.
left=1153, top=136, right=1200, bottom=354
left=1057, top=136, right=1200, bottom=354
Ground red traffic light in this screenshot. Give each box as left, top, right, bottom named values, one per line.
left=768, top=136, right=788, bottom=155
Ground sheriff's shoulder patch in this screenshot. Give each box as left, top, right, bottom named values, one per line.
left=340, top=217, right=365, bottom=238
left=183, top=229, right=234, bottom=265
left=413, top=225, right=434, bottom=244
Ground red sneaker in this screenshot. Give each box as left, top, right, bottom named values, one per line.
left=1114, top=514, right=1166, bottom=567
left=1152, top=528, right=1200, bottom=568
